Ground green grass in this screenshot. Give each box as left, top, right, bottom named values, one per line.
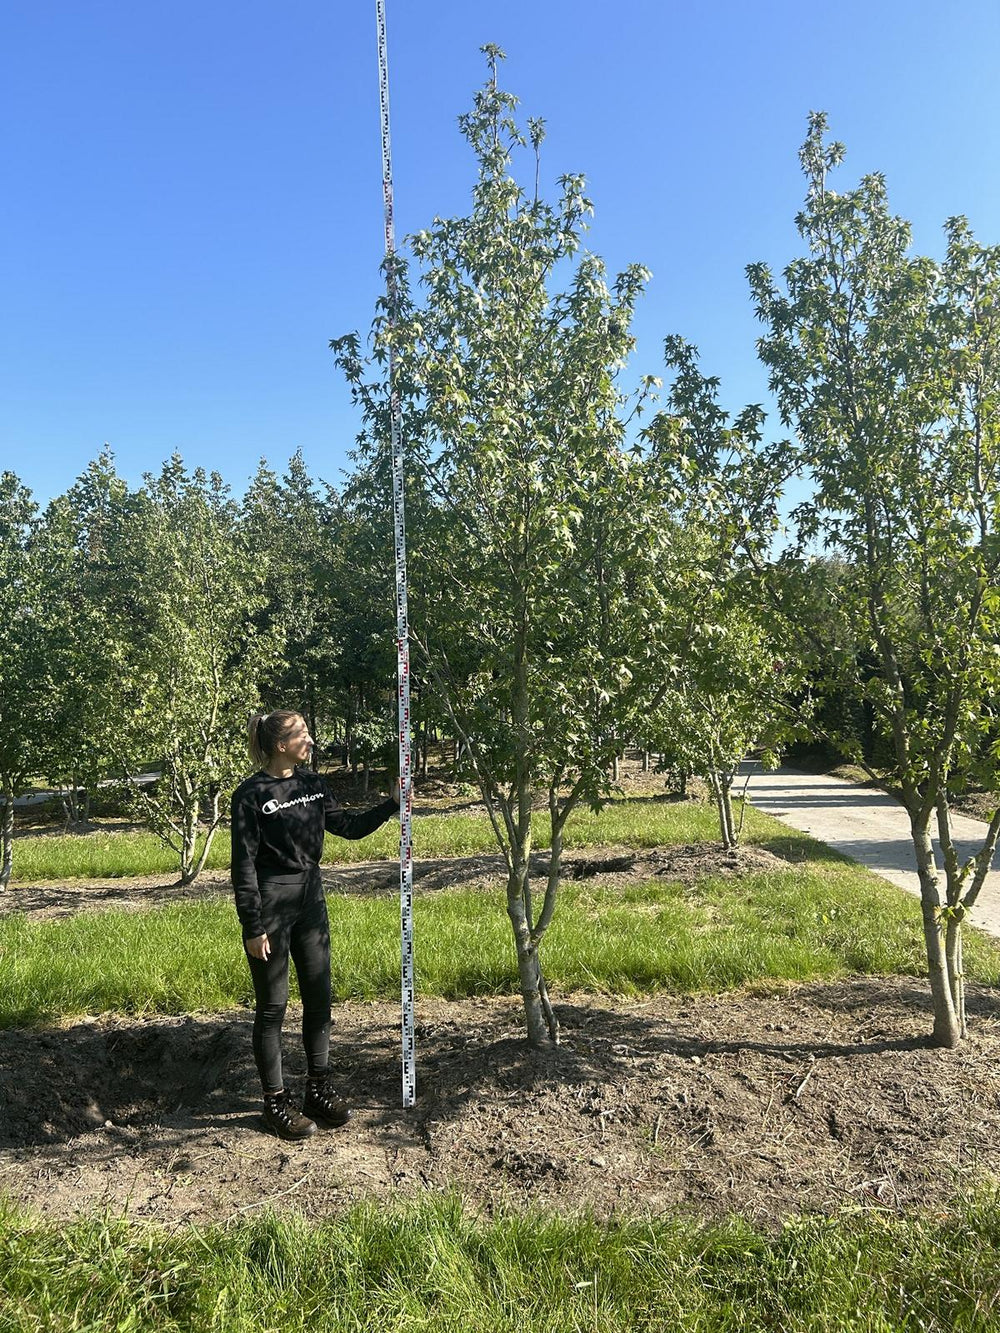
left=4, top=1193, right=1000, bottom=1331
left=3, top=845, right=999, bottom=1027
left=8, top=797, right=739, bottom=883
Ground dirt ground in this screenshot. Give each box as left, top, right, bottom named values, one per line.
left=2, top=980, right=999, bottom=1228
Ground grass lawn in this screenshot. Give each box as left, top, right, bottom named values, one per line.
left=4, top=1193, right=1000, bottom=1332
left=9, top=797, right=753, bottom=883
left=2, top=813, right=999, bottom=1027
left=6, top=798, right=1000, bottom=1330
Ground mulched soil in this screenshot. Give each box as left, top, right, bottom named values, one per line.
left=2, top=980, right=999, bottom=1228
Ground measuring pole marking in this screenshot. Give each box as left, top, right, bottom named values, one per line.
left=376, top=0, right=416, bottom=1109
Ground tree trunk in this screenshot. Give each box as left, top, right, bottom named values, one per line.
left=709, top=772, right=734, bottom=850
left=346, top=699, right=356, bottom=772
left=612, top=753, right=621, bottom=783
left=0, top=776, right=13, bottom=890
left=178, top=795, right=201, bottom=887
left=180, top=828, right=196, bottom=886
left=642, top=750, right=650, bottom=773
left=529, top=786, right=574, bottom=1046
left=188, top=792, right=221, bottom=884
left=721, top=776, right=738, bottom=850
left=508, top=599, right=557, bottom=1049
left=935, top=792, right=968, bottom=1040
left=911, top=819, right=961, bottom=1047
left=944, top=915, right=966, bottom=1040
left=452, top=736, right=467, bottom=779
left=362, top=761, right=371, bottom=795
left=61, top=778, right=84, bottom=825
left=507, top=862, right=556, bottom=1048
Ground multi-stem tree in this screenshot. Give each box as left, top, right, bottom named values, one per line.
left=98, top=456, right=286, bottom=884
left=334, top=49, right=673, bottom=1047
left=641, top=340, right=804, bottom=848
left=749, top=114, right=1000, bottom=1046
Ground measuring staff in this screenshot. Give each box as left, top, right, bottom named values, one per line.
left=375, top=0, right=417, bottom=1109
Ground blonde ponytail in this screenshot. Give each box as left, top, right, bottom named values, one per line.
left=248, top=710, right=301, bottom=769
left=248, top=713, right=269, bottom=769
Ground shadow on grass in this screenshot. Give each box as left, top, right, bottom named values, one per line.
left=752, top=833, right=854, bottom=866
left=602, top=791, right=705, bottom=807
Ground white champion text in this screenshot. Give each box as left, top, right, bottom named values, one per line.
left=261, top=792, right=324, bottom=816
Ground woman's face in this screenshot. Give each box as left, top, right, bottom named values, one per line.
left=276, top=716, right=313, bottom=767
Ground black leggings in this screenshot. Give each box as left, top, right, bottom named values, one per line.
left=245, top=871, right=331, bottom=1095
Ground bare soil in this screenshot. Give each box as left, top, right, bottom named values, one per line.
left=2, top=980, right=999, bottom=1228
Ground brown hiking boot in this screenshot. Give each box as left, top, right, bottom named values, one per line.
left=262, top=1091, right=317, bottom=1141
left=302, top=1073, right=352, bottom=1128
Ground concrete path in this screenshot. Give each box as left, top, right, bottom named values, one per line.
left=742, top=764, right=1000, bottom=938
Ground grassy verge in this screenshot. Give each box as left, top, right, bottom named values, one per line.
left=3, top=847, right=999, bottom=1027
left=8, top=798, right=747, bottom=883
left=4, top=1194, right=1000, bottom=1332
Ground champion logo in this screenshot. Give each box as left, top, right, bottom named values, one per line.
left=262, top=792, right=324, bottom=815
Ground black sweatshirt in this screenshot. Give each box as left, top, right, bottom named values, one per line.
left=230, top=768, right=398, bottom=939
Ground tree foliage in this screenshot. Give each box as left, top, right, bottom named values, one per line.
left=95, top=457, right=285, bottom=884
left=749, top=113, right=1000, bottom=1045
left=0, top=473, right=41, bottom=888
left=334, top=49, right=674, bottom=1046
left=642, top=338, right=805, bottom=846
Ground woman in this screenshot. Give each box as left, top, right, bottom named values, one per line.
left=231, top=710, right=399, bottom=1140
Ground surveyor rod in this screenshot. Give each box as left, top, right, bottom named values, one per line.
left=375, top=0, right=416, bottom=1109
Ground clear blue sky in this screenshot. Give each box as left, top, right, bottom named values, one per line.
left=3, top=0, right=998, bottom=506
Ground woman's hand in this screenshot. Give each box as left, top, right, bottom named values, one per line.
left=246, top=933, right=271, bottom=961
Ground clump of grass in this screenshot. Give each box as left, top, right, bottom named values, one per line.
left=4, top=1193, right=1000, bottom=1331
left=3, top=852, right=998, bottom=1027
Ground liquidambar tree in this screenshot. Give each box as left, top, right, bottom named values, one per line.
left=333, top=49, right=674, bottom=1047
left=641, top=338, right=806, bottom=848
left=749, top=114, right=1000, bottom=1047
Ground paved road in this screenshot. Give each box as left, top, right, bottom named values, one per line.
left=12, top=773, right=158, bottom=810
left=742, top=764, right=1000, bottom=939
